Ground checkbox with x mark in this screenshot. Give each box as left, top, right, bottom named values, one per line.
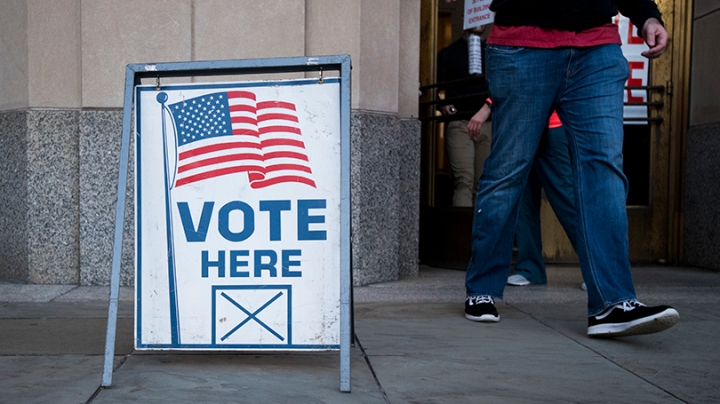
left=211, top=285, right=292, bottom=346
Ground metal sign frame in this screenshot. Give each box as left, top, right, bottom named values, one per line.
left=102, top=55, right=352, bottom=392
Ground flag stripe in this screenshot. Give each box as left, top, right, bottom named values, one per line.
left=227, top=91, right=256, bottom=100
left=229, top=104, right=256, bottom=113
left=178, top=141, right=262, bottom=160
left=257, top=113, right=299, bottom=123
left=265, top=164, right=313, bottom=174
left=179, top=148, right=308, bottom=166
left=231, top=116, right=258, bottom=125
left=260, top=139, right=305, bottom=148
left=257, top=101, right=296, bottom=110
left=249, top=175, right=317, bottom=189
left=259, top=125, right=301, bottom=135
left=263, top=151, right=309, bottom=161
left=176, top=165, right=265, bottom=187
left=231, top=129, right=260, bottom=137
left=178, top=153, right=264, bottom=174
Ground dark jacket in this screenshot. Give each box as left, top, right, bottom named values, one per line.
left=490, top=0, right=663, bottom=33
left=437, top=37, right=488, bottom=116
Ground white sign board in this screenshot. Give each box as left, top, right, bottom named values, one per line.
left=135, top=78, right=342, bottom=350
left=615, top=14, right=650, bottom=124
left=464, top=0, right=494, bottom=29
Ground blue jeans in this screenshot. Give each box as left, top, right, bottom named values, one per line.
left=514, top=126, right=577, bottom=284
left=466, top=44, right=636, bottom=316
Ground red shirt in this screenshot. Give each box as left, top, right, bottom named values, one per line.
left=487, top=23, right=621, bottom=48
left=548, top=111, right=562, bottom=128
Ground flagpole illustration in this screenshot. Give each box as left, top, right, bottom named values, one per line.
left=157, top=92, right=181, bottom=345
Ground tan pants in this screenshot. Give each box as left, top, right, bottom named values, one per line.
left=446, top=120, right=492, bottom=207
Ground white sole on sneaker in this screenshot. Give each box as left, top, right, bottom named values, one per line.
left=465, top=313, right=500, bottom=322
left=587, top=308, right=679, bottom=337
left=507, top=274, right=530, bottom=286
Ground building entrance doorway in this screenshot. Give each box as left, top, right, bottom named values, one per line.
left=418, top=0, right=690, bottom=269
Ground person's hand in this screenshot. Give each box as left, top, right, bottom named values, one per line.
left=641, top=18, right=668, bottom=59
left=467, top=104, right=491, bottom=138
left=439, top=104, right=457, bottom=116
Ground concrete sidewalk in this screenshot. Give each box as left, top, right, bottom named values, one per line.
left=1, top=265, right=719, bottom=403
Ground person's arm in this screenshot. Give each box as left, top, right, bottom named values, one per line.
left=439, top=105, right=457, bottom=115
left=467, top=100, right=491, bottom=138
left=616, top=0, right=662, bottom=30
left=640, top=18, right=668, bottom=59
left=616, top=0, right=668, bottom=58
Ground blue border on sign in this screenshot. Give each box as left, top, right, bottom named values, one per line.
left=136, top=344, right=340, bottom=349
left=135, top=130, right=143, bottom=348
left=135, top=78, right=341, bottom=350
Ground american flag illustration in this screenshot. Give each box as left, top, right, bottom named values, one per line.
left=166, top=91, right=316, bottom=188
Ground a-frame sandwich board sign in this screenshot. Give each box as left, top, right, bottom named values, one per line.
left=102, top=56, right=352, bottom=392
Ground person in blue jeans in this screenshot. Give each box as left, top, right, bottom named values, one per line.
left=469, top=109, right=578, bottom=287
left=451, top=0, right=679, bottom=338
left=510, top=117, right=577, bottom=286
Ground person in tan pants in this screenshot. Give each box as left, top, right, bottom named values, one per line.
left=444, top=119, right=491, bottom=207
left=437, top=25, right=491, bottom=207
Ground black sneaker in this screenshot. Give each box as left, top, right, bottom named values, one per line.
left=587, top=300, right=679, bottom=337
left=465, top=296, right=500, bottom=322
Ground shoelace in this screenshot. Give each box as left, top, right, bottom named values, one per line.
left=467, top=296, right=494, bottom=306
left=595, top=299, right=648, bottom=320
left=619, top=299, right=647, bottom=312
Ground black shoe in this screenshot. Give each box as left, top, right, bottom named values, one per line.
left=587, top=300, right=679, bottom=337
left=465, top=296, right=500, bottom=322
